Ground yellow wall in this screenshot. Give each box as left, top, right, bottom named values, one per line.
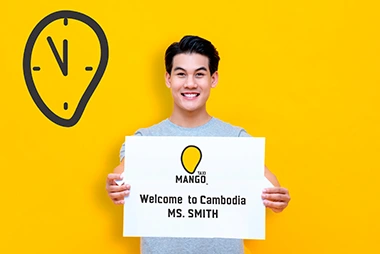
left=1, top=0, right=379, bottom=253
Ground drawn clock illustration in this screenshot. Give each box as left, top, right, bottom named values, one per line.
left=23, top=10, right=109, bottom=127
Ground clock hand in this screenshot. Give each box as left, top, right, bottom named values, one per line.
left=47, top=36, right=68, bottom=76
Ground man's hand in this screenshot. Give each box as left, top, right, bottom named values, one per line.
left=106, top=161, right=130, bottom=205
left=262, top=187, right=291, bottom=213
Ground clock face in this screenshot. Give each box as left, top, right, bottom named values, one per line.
left=23, top=11, right=109, bottom=127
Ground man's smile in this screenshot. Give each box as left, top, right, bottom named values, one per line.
left=181, top=92, right=200, bottom=99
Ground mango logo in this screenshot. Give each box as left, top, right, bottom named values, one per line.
left=23, top=10, right=109, bottom=127
left=181, top=145, right=202, bottom=174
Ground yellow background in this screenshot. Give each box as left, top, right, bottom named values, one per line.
left=1, top=0, right=379, bottom=253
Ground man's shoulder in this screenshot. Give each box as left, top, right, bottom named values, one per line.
left=208, top=117, right=250, bottom=137
left=134, top=119, right=170, bottom=136
left=212, top=117, right=241, bottom=129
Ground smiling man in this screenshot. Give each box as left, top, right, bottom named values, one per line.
left=106, top=35, right=291, bottom=254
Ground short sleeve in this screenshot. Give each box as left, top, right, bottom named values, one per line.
left=119, top=142, right=126, bottom=162
left=119, top=131, right=143, bottom=161
left=238, top=129, right=251, bottom=137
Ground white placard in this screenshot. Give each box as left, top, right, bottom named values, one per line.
left=122, top=136, right=271, bottom=239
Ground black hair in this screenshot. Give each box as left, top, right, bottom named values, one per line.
left=165, top=35, right=220, bottom=75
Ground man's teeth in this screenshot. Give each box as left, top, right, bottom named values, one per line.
left=184, top=94, right=198, bottom=98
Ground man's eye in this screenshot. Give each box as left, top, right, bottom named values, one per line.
left=196, top=73, right=205, bottom=77
left=177, top=73, right=185, bottom=77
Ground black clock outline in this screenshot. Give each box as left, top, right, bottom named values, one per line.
left=23, top=10, right=109, bottom=127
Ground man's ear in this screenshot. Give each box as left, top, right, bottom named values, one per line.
left=165, top=72, right=171, bottom=88
left=211, top=71, right=219, bottom=88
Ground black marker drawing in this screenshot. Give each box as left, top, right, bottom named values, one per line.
left=23, top=10, right=109, bottom=127
left=47, top=36, right=68, bottom=76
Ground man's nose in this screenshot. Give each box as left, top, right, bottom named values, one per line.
left=184, top=76, right=198, bottom=88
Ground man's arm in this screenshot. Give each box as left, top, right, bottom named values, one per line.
left=265, top=165, right=280, bottom=187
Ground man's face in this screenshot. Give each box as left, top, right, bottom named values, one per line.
left=165, top=53, right=218, bottom=114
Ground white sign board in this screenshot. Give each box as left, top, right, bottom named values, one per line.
left=120, top=136, right=271, bottom=239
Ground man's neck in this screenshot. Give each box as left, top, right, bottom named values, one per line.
left=169, top=108, right=212, bottom=128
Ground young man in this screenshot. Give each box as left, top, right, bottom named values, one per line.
left=106, top=35, right=291, bottom=254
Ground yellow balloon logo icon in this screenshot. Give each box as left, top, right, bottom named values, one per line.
left=181, top=145, right=202, bottom=174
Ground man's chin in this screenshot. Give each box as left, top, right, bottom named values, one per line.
left=179, top=105, right=203, bottom=114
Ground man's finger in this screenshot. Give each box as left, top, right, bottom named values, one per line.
left=107, top=173, right=123, bottom=184
left=109, top=191, right=129, bottom=199
left=107, top=184, right=130, bottom=193
left=114, top=199, right=125, bottom=205
left=263, top=200, right=287, bottom=209
left=262, top=193, right=286, bottom=202
left=263, top=187, right=288, bottom=194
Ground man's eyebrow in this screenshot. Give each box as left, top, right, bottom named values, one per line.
left=173, top=67, right=186, bottom=72
left=195, top=67, right=208, bottom=72
left=173, top=67, right=208, bottom=72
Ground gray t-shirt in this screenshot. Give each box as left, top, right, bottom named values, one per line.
left=119, top=117, right=250, bottom=254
